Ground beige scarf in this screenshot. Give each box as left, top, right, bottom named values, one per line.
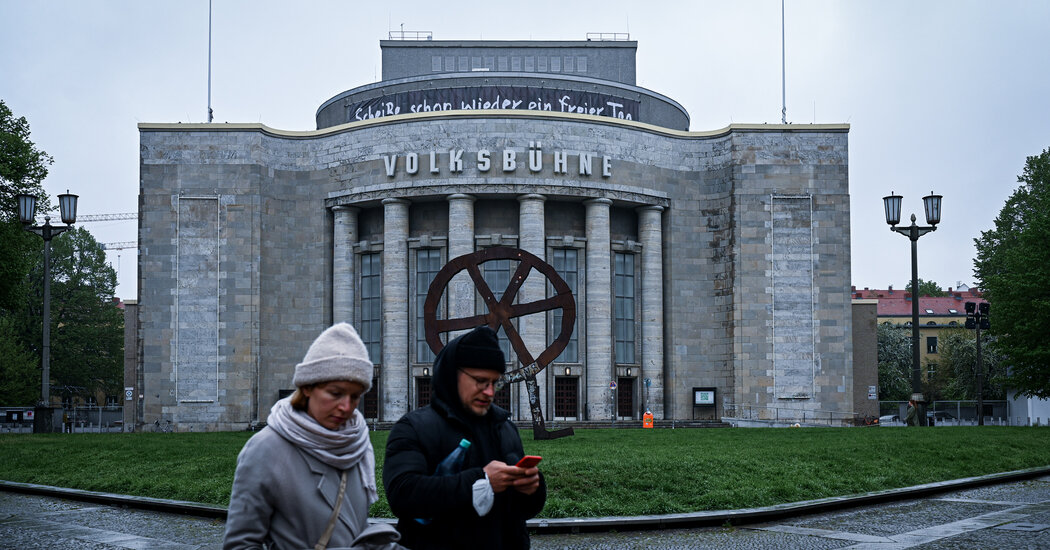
left=268, top=397, right=378, bottom=504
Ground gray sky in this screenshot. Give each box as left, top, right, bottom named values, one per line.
left=2, top=0, right=1048, bottom=300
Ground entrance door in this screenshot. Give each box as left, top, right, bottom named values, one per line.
left=617, top=377, right=634, bottom=418
left=554, top=376, right=578, bottom=419
left=363, top=376, right=379, bottom=419
left=494, top=384, right=511, bottom=413
left=416, top=377, right=432, bottom=409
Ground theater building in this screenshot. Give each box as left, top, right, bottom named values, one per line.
left=134, top=36, right=853, bottom=430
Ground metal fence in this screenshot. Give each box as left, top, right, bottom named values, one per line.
left=879, top=400, right=1046, bottom=426
left=722, top=402, right=864, bottom=427
left=0, top=406, right=124, bottom=433
left=722, top=399, right=1048, bottom=427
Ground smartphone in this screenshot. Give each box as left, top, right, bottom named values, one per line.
left=515, top=455, right=542, bottom=468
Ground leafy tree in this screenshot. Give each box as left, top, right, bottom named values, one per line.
left=877, top=323, right=912, bottom=401
left=19, top=227, right=123, bottom=401
left=974, top=148, right=1050, bottom=399
left=0, top=316, right=38, bottom=405
left=1, top=99, right=54, bottom=312
left=935, top=328, right=1006, bottom=400
left=905, top=278, right=946, bottom=297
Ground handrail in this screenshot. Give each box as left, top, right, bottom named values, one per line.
left=722, top=401, right=860, bottom=426
left=388, top=30, right=433, bottom=41
left=586, top=32, right=630, bottom=41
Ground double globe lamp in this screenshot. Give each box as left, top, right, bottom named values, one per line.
left=16, top=191, right=79, bottom=433
left=883, top=191, right=942, bottom=427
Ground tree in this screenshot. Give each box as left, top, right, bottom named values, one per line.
left=905, top=278, right=946, bottom=297
left=19, top=227, right=123, bottom=402
left=0, top=316, right=38, bottom=405
left=877, top=323, right=912, bottom=401
left=935, top=328, right=1006, bottom=401
left=974, top=148, right=1050, bottom=399
left=1, top=99, right=54, bottom=312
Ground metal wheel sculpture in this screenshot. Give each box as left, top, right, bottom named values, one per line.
left=423, top=246, right=576, bottom=439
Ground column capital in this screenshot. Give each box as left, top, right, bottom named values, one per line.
left=382, top=198, right=411, bottom=207
left=583, top=197, right=613, bottom=207
left=517, top=193, right=547, bottom=203
left=447, top=193, right=476, bottom=203
left=636, top=205, right=664, bottom=213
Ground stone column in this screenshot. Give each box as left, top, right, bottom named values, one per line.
left=584, top=198, right=613, bottom=421
left=638, top=206, right=665, bottom=419
left=518, top=194, right=547, bottom=419
left=447, top=194, right=476, bottom=325
left=332, top=206, right=357, bottom=325
left=382, top=198, right=410, bottom=421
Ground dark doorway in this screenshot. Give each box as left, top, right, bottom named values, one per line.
left=617, top=377, right=635, bottom=418
left=416, top=377, right=432, bottom=409
left=554, top=376, right=579, bottom=418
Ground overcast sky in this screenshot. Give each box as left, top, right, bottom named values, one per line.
left=2, top=0, right=1048, bottom=300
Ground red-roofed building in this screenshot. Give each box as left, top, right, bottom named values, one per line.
left=851, top=285, right=987, bottom=373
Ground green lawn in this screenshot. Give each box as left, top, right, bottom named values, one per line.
left=1, top=427, right=1048, bottom=518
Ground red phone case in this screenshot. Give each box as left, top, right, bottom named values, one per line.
left=516, top=455, right=542, bottom=468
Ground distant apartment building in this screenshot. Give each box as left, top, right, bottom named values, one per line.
left=851, top=285, right=987, bottom=374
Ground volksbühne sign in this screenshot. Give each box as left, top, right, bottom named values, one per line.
left=384, top=141, right=612, bottom=178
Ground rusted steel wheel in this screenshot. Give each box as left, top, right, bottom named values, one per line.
left=423, top=246, right=576, bottom=376
left=422, top=246, right=577, bottom=439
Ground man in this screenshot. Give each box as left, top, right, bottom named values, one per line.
left=383, top=326, right=545, bottom=549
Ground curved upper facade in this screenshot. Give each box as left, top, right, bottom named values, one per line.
left=316, top=39, right=689, bottom=131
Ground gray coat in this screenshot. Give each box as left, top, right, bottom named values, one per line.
left=224, top=426, right=371, bottom=550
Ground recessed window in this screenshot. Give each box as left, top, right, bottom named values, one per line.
left=949, top=309, right=958, bottom=314
left=924, top=309, right=934, bottom=314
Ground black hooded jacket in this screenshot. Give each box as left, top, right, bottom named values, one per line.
left=383, top=328, right=546, bottom=550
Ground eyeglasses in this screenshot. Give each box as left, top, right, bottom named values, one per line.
left=458, top=369, right=501, bottom=391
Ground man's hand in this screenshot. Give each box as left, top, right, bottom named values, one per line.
left=483, top=461, right=540, bottom=494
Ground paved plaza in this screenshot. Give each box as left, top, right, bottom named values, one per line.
left=1, top=475, right=1048, bottom=549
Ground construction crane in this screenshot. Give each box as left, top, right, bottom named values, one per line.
left=101, top=241, right=137, bottom=250
left=34, top=212, right=137, bottom=223
left=32, top=212, right=138, bottom=249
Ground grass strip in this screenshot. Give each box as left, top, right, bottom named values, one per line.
left=1, top=427, right=1048, bottom=518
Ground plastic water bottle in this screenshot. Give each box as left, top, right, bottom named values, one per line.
left=434, top=438, right=471, bottom=475
left=415, top=439, right=471, bottom=525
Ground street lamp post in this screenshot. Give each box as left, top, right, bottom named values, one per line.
left=883, top=191, right=942, bottom=427
left=16, top=192, right=79, bottom=433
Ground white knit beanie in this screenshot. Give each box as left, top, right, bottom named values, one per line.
left=293, top=323, right=373, bottom=390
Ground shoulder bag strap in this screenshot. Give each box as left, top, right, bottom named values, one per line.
left=314, top=470, right=348, bottom=550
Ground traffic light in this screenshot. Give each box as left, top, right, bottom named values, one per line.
left=965, top=301, right=990, bottom=330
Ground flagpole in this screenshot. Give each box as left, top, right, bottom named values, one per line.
left=207, top=0, right=214, bottom=123
left=781, top=0, right=787, bottom=124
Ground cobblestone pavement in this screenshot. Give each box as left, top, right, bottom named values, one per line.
left=1, top=475, right=1047, bottom=549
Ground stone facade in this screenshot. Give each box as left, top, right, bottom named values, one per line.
left=133, top=40, right=853, bottom=431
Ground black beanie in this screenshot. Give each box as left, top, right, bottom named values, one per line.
left=456, top=326, right=506, bottom=373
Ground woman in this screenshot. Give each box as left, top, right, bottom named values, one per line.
left=224, top=322, right=401, bottom=550
left=905, top=399, right=918, bottom=427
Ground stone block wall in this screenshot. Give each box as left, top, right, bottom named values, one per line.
left=138, top=115, right=850, bottom=429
